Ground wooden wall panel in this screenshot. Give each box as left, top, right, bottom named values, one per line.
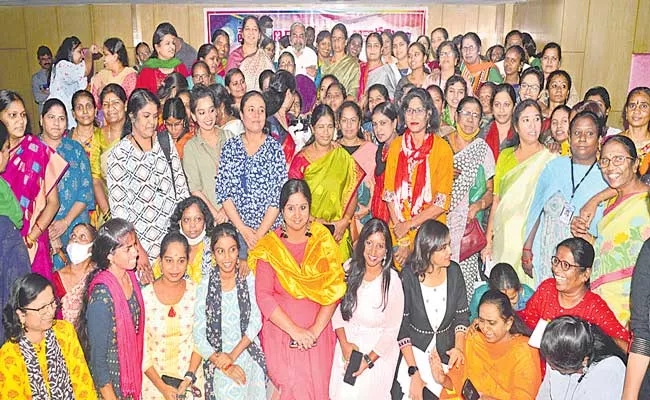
left=442, top=5, right=480, bottom=39
left=0, top=7, right=26, bottom=49
left=134, top=4, right=155, bottom=50
left=57, top=5, right=93, bottom=45
left=92, top=5, right=133, bottom=46
left=560, top=52, right=585, bottom=95
left=560, top=0, right=589, bottom=52
left=512, top=0, right=563, bottom=46
left=581, top=0, right=637, bottom=112
left=0, top=49, right=32, bottom=115
left=634, top=0, right=650, bottom=53
left=427, top=5, right=444, bottom=37
left=23, top=6, right=58, bottom=77
left=154, top=5, right=191, bottom=43
left=477, top=5, right=499, bottom=50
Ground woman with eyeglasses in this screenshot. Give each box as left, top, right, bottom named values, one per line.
left=384, top=89, right=453, bottom=267
left=570, top=135, right=650, bottom=325
left=457, top=32, right=502, bottom=95
left=0, top=273, right=97, bottom=399
left=446, top=96, right=495, bottom=300
left=519, top=237, right=629, bottom=350
left=523, top=111, right=608, bottom=288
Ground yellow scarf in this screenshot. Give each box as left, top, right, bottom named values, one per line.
left=248, top=222, right=346, bottom=305
left=456, top=124, right=480, bottom=142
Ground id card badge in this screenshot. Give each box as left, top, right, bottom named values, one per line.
left=559, top=204, right=575, bottom=225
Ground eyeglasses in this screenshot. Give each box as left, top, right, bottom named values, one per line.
left=462, top=45, right=476, bottom=53
left=627, top=102, right=650, bottom=111
left=22, top=299, right=60, bottom=317
left=598, top=155, right=635, bottom=168
left=405, top=107, right=426, bottom=116
left=458, top=110, right=480, bottom=120
left=340, top=117, right=359, bottom=125
left=520, top=83, right=540, bottom=92
left=551, top=256, right=585, bottom=271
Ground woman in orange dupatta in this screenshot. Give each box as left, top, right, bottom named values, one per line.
left=249, top=179, right=346, bottom=400
left=429, top=290, right=541, bottom=400
left=0, top=90, right=68, bottom=281
left=289, top=104, right=364, bottom=260
left=459, top=33, right=503, bottom=94
left=383, top=88, right=454, bottom=267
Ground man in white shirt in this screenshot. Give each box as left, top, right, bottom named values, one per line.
left=282, top=22, right=318, bottom=80
left=31, top=46, right=52, bottom=115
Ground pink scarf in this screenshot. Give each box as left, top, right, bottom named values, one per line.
left=88, top=270, right=144, bottom=399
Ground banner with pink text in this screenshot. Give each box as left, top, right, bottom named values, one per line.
left=204, top=7, right=427, bottom=45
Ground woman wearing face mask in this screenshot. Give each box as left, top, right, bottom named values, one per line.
left=107, top=89, right=190, bottom=269
left=322, top=23, right=361, bottom=100
left=429, top=290, right=541, bottom=400
left=48, top=36, right=100, bottom=129
left=136, top=22, right=190, bottom=95
left=524, top=111, right=608, bottom=287
left=0, top=121, right=32, bottom=344
left=194, top=223, right=267, bottom=399
left=142, top=231, right=204, bottom=400
left=0, top=273, right=97, bottom=399
left=40, top=99, right=95, bottom=271
left=289, top=104, right=363, bottom=260
left=538, top=316, right=627, bottom=400
left=446, top=96, right=495, bottom=300
left=482, top=100, right=556, bottom=287
left=52, top=223, right=96, bottom=327
left=156, top=196, right=215, bottom=284
left=0, top=90, right=67, bottom=281
left=481, top=84, right=517, bottom=161
left=90, top=37, right=137, bottom=110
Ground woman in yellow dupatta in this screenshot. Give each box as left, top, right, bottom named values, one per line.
left=321, top=24, right=360, bottom=100
left=458, top=33, right=502, bottom=94
left=483, top=99, right=556, bottom=287
left=571, top=135, right=650, bottom=325
left=248, top=179, right=346, bottom=399
left=429, top=290, right=541, bottom=400
left=383, top=88, right=454, bottom=267
left=289, top=104, right=363, bottom=260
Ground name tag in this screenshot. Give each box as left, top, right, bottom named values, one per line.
left=559, top=204, right=575, bottom=225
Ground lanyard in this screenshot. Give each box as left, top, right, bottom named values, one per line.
left=570, top=159, right=596, bottom=199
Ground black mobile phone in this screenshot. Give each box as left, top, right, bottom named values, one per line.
left=462, top=378, right=480, bottom=400
left=344, top=350, right=363, bottom=386
left=162, top=374, right=184, bottom=388
left=289, top=339, right=317, bottom=348
left=324, top=224, right=336, bottom=235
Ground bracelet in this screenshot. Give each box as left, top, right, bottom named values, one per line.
left=224, top=364, right=233, bottom=372
left=34, top=220, right=44, bottom=234
left=184, top=371, right=197, bottom=385
left=363, top=353, right=375, bottom=369
left=25, top=235, right=36, bottom=249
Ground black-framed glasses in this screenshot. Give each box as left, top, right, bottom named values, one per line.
left=551, top=256, right=585, bottom=271
left=22, top=299, right=60, bottom=316
left=598, top=155, right=635, bottom=168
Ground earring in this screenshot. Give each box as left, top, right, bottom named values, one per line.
left=281, top=221, right=288, bottom=238
left=305, top=220, right=313, bottom=237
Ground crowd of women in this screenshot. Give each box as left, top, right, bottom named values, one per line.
left=1, top=14, right=650, bottom=400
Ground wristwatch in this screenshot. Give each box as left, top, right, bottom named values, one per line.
left=363, top=353, right=374, bottom=369
left=408, top=366, right=419, bottom=376
left=184, top=371, right=197, bottom=385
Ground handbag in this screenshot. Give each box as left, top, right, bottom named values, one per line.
left=459, top=217, right=487, bottom=262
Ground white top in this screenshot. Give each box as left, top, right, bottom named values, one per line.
left=606, top=126, right=623, bottom=137
left=283, top=46, right=318, bottom=79
left=421, top=279, right=448, bottom=335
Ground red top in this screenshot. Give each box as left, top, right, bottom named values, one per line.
left=484, top=120, right=515, bottom=162
left=135, top=64, right=189, bottom=95
left=288, top=152, right=310, bottom=179
left=519, top=278, right=630, bottom=343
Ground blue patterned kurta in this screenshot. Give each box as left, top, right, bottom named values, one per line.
left=193, top=274, right=266, bottom=399
left=50, top=137, right=95, bottom=270
left=216, top=135, right=288, bottom=230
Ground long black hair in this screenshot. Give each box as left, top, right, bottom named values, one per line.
left=264, top=70, right=296, bottom=116
left=51, top=36, right=81, bottom=84
left=478, top=289, right=531, bottom=336
left=2, top=273, right=54, bottom=342
left=541, top=316, right=627, bottom=372
left=404, top=220, right=449, bottom=279
left=340, top=219, right=394, bottom=321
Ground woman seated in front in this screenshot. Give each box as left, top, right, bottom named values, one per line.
left=536, top=315, right=627, bottom=399
left=429, top=290, right=542, bottom=400
left=470, top=262, right=534, bottom=321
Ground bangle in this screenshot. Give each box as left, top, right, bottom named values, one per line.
left=224, top=364, right=233, bottom=372
left=34, top=220, right=44, bottom=234
left=184, top=371, right=197, bottom=385
left=25, top=235, right=35, bottom=249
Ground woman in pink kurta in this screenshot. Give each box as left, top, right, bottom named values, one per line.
left=249, top=179, right=346, bottom=400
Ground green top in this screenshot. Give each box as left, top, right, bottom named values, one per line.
left=0, top=177, right=23, bottom=229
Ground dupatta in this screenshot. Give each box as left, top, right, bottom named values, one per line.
left=248, top=222, right=346, bottom=305
left=491, top=149, right=556, bottom=286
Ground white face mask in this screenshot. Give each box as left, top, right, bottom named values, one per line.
left=265, top=28, right=273, bottom=38
left=66, top=242, right=93, bottom=265
left=182, top=229, right=206, bottom=246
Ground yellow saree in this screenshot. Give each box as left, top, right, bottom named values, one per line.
left=302, top=147, right=364, bottom=260
left=492, top=148, right=556, bottom=286
left=321, top=55, right=361, bottom=99
left=248, top=222, right=346, bottom=305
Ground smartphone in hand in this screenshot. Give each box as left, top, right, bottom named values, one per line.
left=344, top=350, right=363, bottom=386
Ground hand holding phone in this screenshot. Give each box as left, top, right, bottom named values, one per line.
left=344, top=350, right=363, bottom=386
left=461, top=378, right=480, bottom=400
